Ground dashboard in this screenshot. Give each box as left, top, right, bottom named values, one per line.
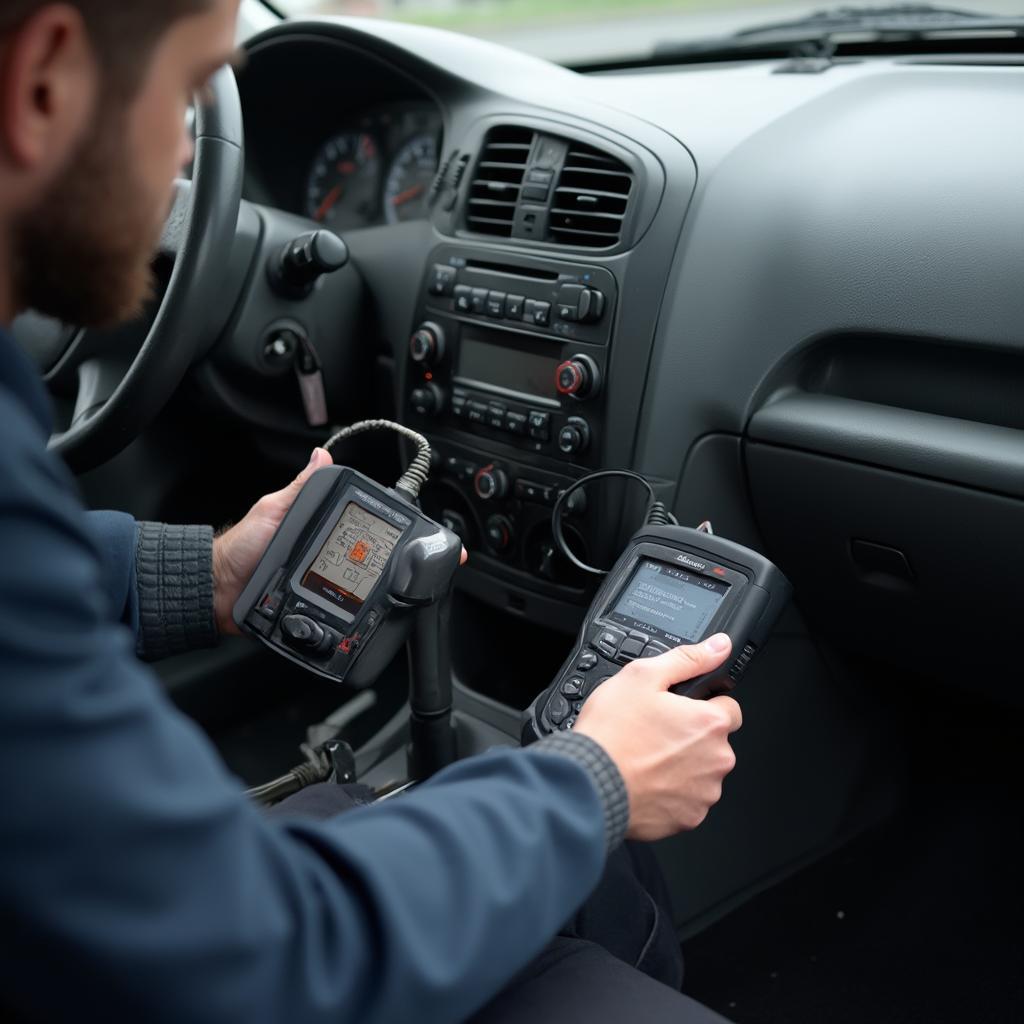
left=221, top=18, right=1024, bottom=700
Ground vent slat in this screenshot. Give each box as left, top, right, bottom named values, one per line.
left=466, top=127, right=533, bottom=239
left=550, top=142, right=633, bottom=247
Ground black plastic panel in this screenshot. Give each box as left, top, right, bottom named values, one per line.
left=746, top=443, right=1024, bottom=704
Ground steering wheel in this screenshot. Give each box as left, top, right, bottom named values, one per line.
left=43, top=66, right=244, bottom=473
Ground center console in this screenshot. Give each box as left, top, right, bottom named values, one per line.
left=403, top=243, right=620, bottom=592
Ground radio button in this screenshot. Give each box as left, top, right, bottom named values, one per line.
left=486, top=402, right=507, bottom=429
left=505, top=294, right=525, bottom=319
left=429, top=264, right=457, bottom=296
left=505, top=410, right=528, bottom=435
left=466, top=400, right=487, bottom=424
left=527, top=410, right=551, bottom=440
left=524, top=299, right=551, bottom=327
left=486, top=291, right=507, bottom=318
left=454, top=285, right=472, bottom=313
left=470, top=287, right=489, bottom=314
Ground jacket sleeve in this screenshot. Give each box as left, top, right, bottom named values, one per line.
left=82, top=513, right=218, bottom=660
left=0, top=392, right=623, bottom=1024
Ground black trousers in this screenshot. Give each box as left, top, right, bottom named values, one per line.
left=270, top=784, right=731, bottom=1024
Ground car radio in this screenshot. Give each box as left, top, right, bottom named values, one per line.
left=233, top=465, right=461, bottom=687
left=404, top=245, right=618, bottom=469
left=523, top=525, right=792, bottom=740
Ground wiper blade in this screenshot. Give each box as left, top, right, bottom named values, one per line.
left=653, top=3, right=1024, bottom=62
left=734, top=4, right=994, bottom=38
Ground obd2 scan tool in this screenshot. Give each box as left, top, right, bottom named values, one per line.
left=234, top=421, right=461, bottom=690
left=524, top=500, right=792, bottom=742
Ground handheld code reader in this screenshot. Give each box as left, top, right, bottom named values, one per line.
left=523, top=525, right=791, bottom=742
left=233, top=465, right=461, bottom=687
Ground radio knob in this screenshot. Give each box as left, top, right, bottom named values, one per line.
left=410, top=383, right=446, bottom=418
left=409, top=322, right=445, bottom=365
left=557, top=417, right=591, bottom=456
left=555, top=354, right=600, bottom=399
left=485, top=514, right=515, bottom=554
left=474, top=464, right=509, bottom=501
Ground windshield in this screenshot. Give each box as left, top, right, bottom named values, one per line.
left=271, top=1, right=1023, bottom=66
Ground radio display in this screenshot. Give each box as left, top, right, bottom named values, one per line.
left=457, top=330, right=561, bottom=399
left=607, top=559, right=730, bottom=645
left=300, top=502, right=403, bottom=616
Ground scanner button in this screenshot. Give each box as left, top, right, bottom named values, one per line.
left=641, top=641, right=671, bottom=658
left=576, top=652, right=598, bottom=671
left=628, top=630, right=651, bottom=643
left=547, top=694, right=570, bottom=725
left=558, top=716, right=576, bottom=731
left=617, top=638, right=646, bottom=661
left=561, top=677, right=585, bottom=697
left=281, top=614, right=325, bottom=647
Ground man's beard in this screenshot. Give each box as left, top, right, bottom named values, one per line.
left=13, top=110, right=164, bottom=329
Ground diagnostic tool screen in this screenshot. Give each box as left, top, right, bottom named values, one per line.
left=608, top=559, right=730, bottom=644
left=301, top=503, right=402, bottom=615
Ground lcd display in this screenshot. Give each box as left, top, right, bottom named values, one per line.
left=608, top=559, right=730, bottom=644
left=300, top=503, right=403, bottom=615
left=457, top=331, right=561, bottom=398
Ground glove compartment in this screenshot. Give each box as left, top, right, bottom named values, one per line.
left=744, top=335, right=1024, bottom=702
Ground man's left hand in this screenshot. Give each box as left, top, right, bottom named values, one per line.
left=212, top=448, right=334, bottom=635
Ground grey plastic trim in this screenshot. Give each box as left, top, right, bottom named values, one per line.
left=749, top=393, right=1024, bottom=500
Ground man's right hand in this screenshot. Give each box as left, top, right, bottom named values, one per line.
left=574, top=634, right=742, bottom=841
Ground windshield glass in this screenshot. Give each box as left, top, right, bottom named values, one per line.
left=272, top=1, right=1023, bottom=66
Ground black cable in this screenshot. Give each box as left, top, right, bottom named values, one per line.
left=551, top=470, right=677, bottom=577
left=322, top=419, right=432, bottom=500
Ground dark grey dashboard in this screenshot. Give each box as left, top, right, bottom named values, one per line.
left=227, top=18, right=1024, bottom=693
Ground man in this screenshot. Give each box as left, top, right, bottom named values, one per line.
left=0, top=3, right=742, bottom=1021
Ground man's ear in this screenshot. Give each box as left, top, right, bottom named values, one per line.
left=0, top=4, right=98, bottom=173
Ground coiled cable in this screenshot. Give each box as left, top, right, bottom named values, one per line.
left=551, top=469, right=677, bottom=577
left=323, top=419, right=432, bottom=500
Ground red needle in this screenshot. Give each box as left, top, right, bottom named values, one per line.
left=391, top=183, right=425, bottom=207
left=314, top=183, right=343, bottom=222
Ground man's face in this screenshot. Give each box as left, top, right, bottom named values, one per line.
left=13, top=0, right=241, bottom=328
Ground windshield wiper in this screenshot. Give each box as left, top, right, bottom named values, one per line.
left=652, top=3, right=1024, bottom=63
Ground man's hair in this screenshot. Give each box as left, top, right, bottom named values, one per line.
left=0, top=1, right=213, bottom=96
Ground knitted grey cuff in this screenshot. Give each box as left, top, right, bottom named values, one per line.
left=136, top=522, right=217, bottom=662
left=532, top=732, right=630, bottom=851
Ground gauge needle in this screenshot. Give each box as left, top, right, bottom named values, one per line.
left=315, top=183, right=344, bottom=222
left=391, top=183, right=425, bottom=207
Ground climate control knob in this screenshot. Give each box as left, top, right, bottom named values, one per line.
left=474, top=464, right=509, bottom=501
left=410, top=383, right=446, bottom=418
left=554, top=354, right=600, bottom=399
left=485, top=514, right=515, bottom=554
left=409, top=322, right=445, bottom=365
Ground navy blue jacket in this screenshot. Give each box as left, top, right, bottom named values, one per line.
left=0, top=327, right=623, bottom=1023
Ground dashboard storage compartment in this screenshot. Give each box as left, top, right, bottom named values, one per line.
left=745, top=444, right=1024, bottom=704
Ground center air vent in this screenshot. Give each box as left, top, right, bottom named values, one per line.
left=549, top=143, right=634, bottom=249
left=466, top=126, right=534, bottom=238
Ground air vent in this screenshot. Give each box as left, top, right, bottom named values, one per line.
left=466, top=126, right=534, bottom=238
left=549, top=143, right=633, bottom=248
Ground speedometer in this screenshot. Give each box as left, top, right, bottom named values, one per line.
left=306, top=132, right=382, bottom=230
left=383, top=134, right=439, bottom=225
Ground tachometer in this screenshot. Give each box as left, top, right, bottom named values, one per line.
left=383, top=134, right=439, bottom=225
left=306, top=132, right=382, bottom=230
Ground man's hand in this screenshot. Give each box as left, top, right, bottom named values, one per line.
left=574, top=634, right=742, bottom=841
left=212, top=448, right=335, bottom=635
